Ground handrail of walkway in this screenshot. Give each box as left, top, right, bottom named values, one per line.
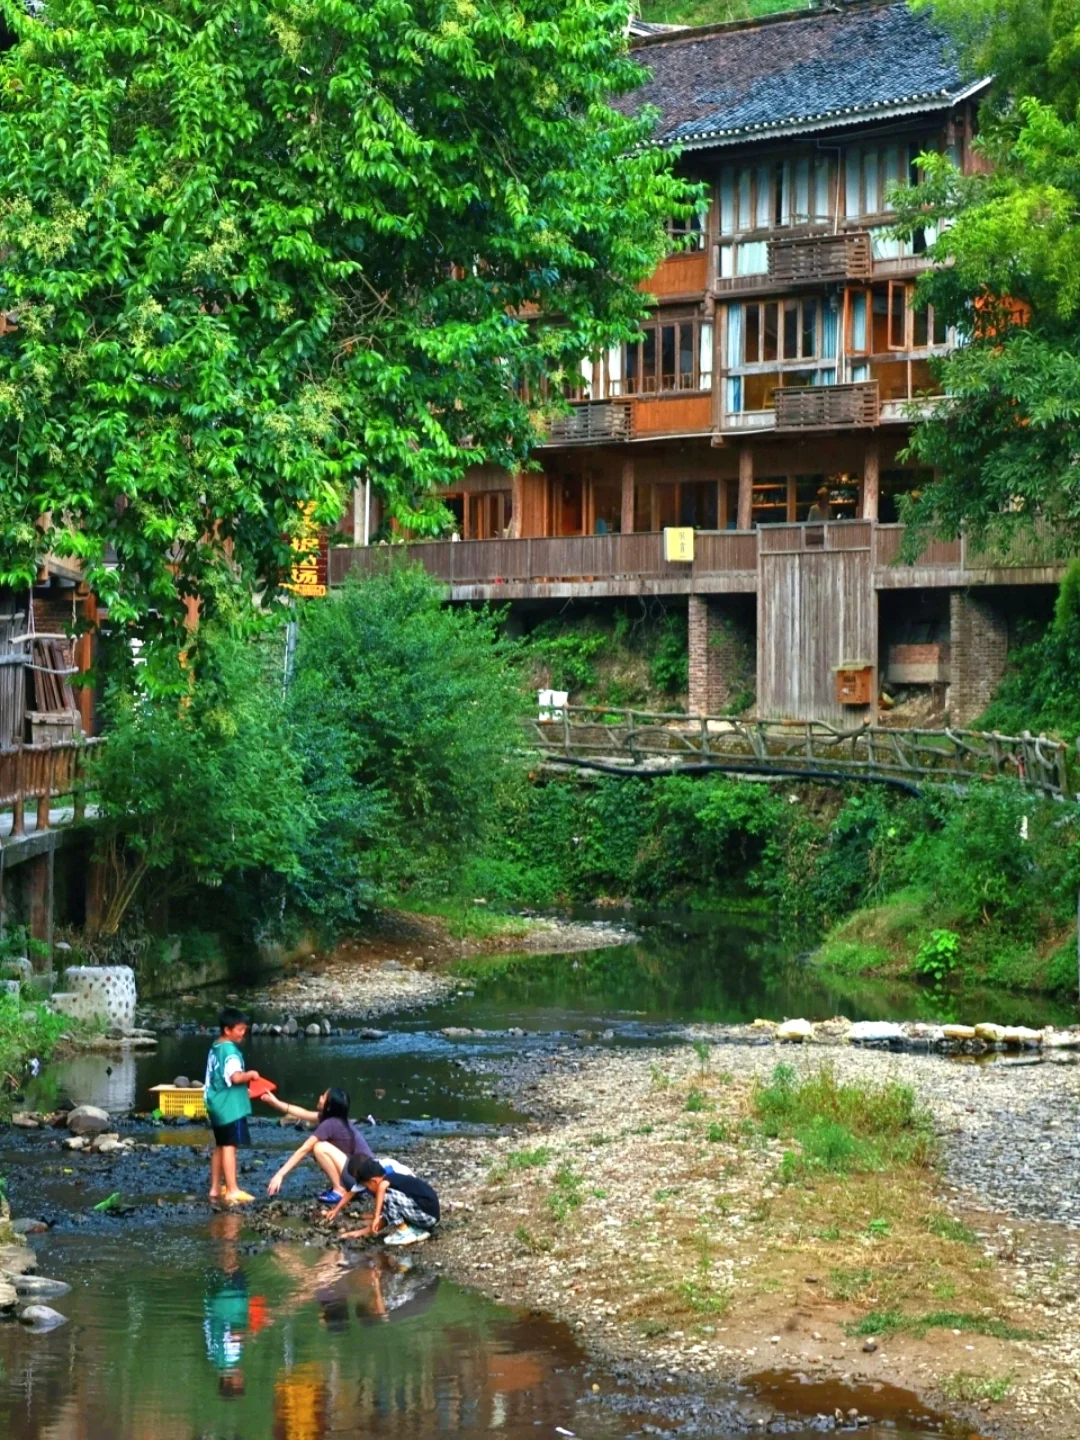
left=523, top=708, right=1073, bottom=798
left=0, top=737, right=103, bottom=841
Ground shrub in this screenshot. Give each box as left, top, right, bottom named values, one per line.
left=914, top=929, right=961, bottom=983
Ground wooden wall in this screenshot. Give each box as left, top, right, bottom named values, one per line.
left=758, top=525, right=876, bottom=723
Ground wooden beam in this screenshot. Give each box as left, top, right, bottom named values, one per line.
left=862, top=438, right=880, bottom=521
left=620, top=458, right=635, bottom=535
left=737, top=445, right=753, bottom=531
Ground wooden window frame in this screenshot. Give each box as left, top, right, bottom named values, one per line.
left=739, top=298, right=825, bottom=365
left=622, top=319, right=712, bottom=396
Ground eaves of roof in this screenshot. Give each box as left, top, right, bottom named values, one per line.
left=670, top=76, right=993, bottom=151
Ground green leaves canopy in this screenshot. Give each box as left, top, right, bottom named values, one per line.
left=0, top=0, right=689, bottom=651
left=897, top=6, right=1080, bottom=550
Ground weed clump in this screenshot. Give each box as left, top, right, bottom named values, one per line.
left=753, top=1062, right=934, bottom=1180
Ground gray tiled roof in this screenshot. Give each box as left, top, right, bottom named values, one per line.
left=629, top=1, right=986, bottom=149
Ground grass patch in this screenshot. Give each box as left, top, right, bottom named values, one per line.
left=706, top=1120, right=731, bottom=1143
left=847, top=1310, right=1037, bottom=1342
left=684, top=1088, right=710, bottom=1113
left=927, top=1212, right=978, bottom=1245
left=505, top=1146, right=551, bottom=1171
left=548, top=1162, right=584, bottom=1222
left=754, top=1062, right=934, bottom=1180
left=828, top=1267, right=874, bottom=1302
left=941, top=1372, right=1013, bottom=1403
left=513, top=1225, right=552, bottom=1255
left=393, top=896, right=532, bottom=944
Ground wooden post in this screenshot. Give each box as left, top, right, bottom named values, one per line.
left=511, top=471, right=525, bottom=539
left=862, top=439, right=880, bottom=522
left=737, top=445, right=753, bottom=531
left=620, top=458, right=635, bottom=535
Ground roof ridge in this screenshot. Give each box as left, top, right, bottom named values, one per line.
left=631, top=0, right=894, bottom=51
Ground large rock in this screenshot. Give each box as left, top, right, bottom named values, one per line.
left=1043, top=1030, right=1080, bottom=1049
left=941, top=1024, right=976, bottom=1041
left=847, top=1021, right=907, bottom=1044
left=0, top=1280, right=16, bottom=1312
left=975, top=1022, right=1006, bottom=1044
left=0, top=1245, right=37, bottom=1277
left=15, top=1275, right=70, bottom=1301
left=18, top=1304, right=68, bottom=1331
left=283, top=1017, right=299, bottom=1036
left=777, top=1018, right=814, bottom=1043
left=67, top=1105, right=111, bottom=1138
left=1002, top=1025, right=1043, bottom=1046
left=0, top=979, right=19, bottom=1000
left=304, top=1022, right=322, bottom=1037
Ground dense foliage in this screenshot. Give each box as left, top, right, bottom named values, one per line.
left=896, top=3, right=1080, bottom=552
left=90, top=625, right=310, bottom=933
left=0, top=0, right=691, bottom=659
left=522, top=607, right=689, bottom=705
left=978, top=560, right=1080, bottom=737
left=286, top=567, right=525, bottom=924
left=466, top=771, right=1080, bottom=993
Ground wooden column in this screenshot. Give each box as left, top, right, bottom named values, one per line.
left=620, top=459, right=635, bottom=535
left=737, top=445, right=753, bottom=531
left=510, top=472, right=524, bottom=539
left=27, top=847, right=54, bottom=970
left=862, top=439, right=880, bottom=521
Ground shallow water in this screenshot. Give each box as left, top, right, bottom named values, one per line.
left=3, top=907, right=1035, bottom=1438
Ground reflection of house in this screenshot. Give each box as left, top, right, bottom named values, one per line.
left=334, top=2, right=1066, bottom=726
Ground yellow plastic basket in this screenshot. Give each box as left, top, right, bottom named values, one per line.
left=149, top=1084, right=207, bottom=1119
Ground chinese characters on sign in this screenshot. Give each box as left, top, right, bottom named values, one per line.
left=287, top=504, right=328, bottom=598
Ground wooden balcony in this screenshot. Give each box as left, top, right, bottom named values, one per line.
left=543, top=400, right=633, bottom=446
left=775, top=381, right=879, bottom=431
left=328, top=521, right=1073, bottom=597
left=769, top=231, right=872, bottom=284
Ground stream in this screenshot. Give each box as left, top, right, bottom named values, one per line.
left=3, top=907, right=1060, bottom=1438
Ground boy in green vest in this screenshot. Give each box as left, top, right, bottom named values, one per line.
left=204, top=1007, right=261, bottom=1205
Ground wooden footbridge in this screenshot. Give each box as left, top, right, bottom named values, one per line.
left=524, top=708, right=1074, bottom=799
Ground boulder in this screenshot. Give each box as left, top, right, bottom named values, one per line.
left=67, top=1105, right=111, bottom=1137
left=974, top=1022, right=1006, bottom=1043
left=1, top=957, right=33, bottom=985
left=941, top=1025, right=977, bottom=1041
left=94, top=1138, right=124, bottom=1155
left=847, top=1021, right=907, bottom=1044
left=18, top=1304, right=68, bottom=1331
left=0, top=1280, right=16, bottom=1312
left=777, top=1018, right=814, bottom=1043
left=62, top=1136, right=87, bottom=1152
left=357, top=1028, right=387, bottom=1041
left=283, top=1017, right=299, bottom=1036
left=0, top=1245, right=37, bottom=1277
left=15, top=1276, right=71, bottom=1301
left=11, top=1219, right=48, bottom=1236
left=0, top=979, right=19, bottom=1000
left=1001, top=1026, right=1043, bottom=1047
left=305, top=1022, right=322, bottom=1037
left=11, top=1113, right=41, bottom=1129
left=1043, top=1030, right=1080, bottom=1049
left=751, top=1018, right=777, bottom=1032
left=321, top=1018, right=332, bottom=1035
left=441, top=1027, right=474, bottom=1040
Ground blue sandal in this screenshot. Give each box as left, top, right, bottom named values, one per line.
left=317, top=1190, right=344, bottom=1206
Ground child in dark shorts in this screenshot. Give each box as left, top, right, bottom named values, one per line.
left=325, top=1156, right=440, bottom=1247
left=204, top=1007, right=261, bottom=1205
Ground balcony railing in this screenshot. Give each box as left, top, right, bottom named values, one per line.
left=329, top=522, right=1074, bottom=592
left=543, top=400, right=633, bottom=446
left=769, top=231, right=872, bottom=284
left=775, top=381, right=880, bottom=431
left=0, top=737, right=102, bottom=841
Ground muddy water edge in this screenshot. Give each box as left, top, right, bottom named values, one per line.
left=3, top=909, right=1073, bottom=1439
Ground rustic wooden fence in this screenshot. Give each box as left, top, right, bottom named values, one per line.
left=0, top=737, right=102, bottom=840
left=524, top=708, right=1073, bottom=798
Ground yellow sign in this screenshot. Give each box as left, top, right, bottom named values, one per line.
left=664, top=526, right=695, bottom=563
left=287, top=503, right=328, bottom=598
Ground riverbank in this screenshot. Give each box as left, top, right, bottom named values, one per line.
left=418, top=1036, right=1080, bottom=1438
left=256, top=908, right=633, bottom=1020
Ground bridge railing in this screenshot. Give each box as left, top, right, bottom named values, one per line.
left=0, top=737, right=103, bottom=840
left=525, top=708, right=1072, bottom=798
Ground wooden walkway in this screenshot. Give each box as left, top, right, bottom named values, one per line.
left=524, top=709, right=1074, bottom=798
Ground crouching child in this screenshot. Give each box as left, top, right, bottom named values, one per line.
left=326, top=1156, right=440, bottom=1247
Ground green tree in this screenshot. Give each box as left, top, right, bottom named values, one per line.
left=895, top=7, right=1080, bottom=554
left=0, top=0, right=692, bottom=659
left=287, top=566, right=525, bottom=922
left=90, top=625, right=311, bottom=933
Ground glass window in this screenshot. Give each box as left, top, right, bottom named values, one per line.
left=801, top=303, right=817, bottom=360
left=864, top=149, right=879, bottom=213
left=889, top=283, right=908, bottom=349
left=744, top=305, right=760, bottom=364
left=642, top=329, right=657, bottom=391
left=783, top=302, right=799, bottom=360
left=913, top=304, right=929, bottom=348
left=763, top=303, right=779, bottom=362
left=679, top=326, right=695, bottom=388
left=932, top=307, right=948, bottom=345
left=849, top=291, right=868, bottom=354
left=660, top=325, right=676, bottom=390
